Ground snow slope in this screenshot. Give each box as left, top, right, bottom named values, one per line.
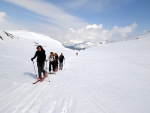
left=62, top=40, right=95, bottom=50
left=0, top=30, right=150, bottom=113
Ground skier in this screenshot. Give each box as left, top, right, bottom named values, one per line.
left=0, top=36, right=3, bottom=40
left=31, top=45, right=46, bottom=81
left=47, top=52, right=55, bottom=74
left=76, top=52, right=78, bottom=56
left=59, top=53, right=65, bottom=70
left=54, top=53, right=59, bottom=72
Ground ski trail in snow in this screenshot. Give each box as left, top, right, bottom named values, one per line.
left=9, top=74, right=62, bottom=113
left=80, top=88, right=115, bottom=113
left=60, top=54, right=121, bottom=113
left=38, top=77, right=69, bottom=113
left=0, top=82, right=53, bottom=113
left=0, top=84, right=34, bottom=112
left=79, top=76, right=115, bottom=113
left=12, top=83, right=50, bottom=113
left=0, top=84, right=30, bottom=104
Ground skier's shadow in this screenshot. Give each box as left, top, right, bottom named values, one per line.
left=24, top=72, right=37, bottom=79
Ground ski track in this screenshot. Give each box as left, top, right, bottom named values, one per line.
left=12, top=83, right=50, bottom=113
left=0, top=84, right=33, bottom=112
left=65, top=57, right=115, bottom=113
left=1, top=52, right=150, bottom=113
left=15, top=76, right=56, bottom=113
left=7, top=73, right=64, bottom=113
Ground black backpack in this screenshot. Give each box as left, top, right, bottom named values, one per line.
left=59, top=55, right=64, bottom=62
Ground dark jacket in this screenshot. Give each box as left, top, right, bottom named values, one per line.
left=32, top=50, right=46, bottom=63
left=55, top=55, right=59, bottom=60
left=59, top=55, right=64, bottom=62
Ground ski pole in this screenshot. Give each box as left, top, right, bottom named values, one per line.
left=64, top=59, right=65, bottom=70
left=46, top=61, right=50, bottom=82
left=32, top=61, right=37, bottom=77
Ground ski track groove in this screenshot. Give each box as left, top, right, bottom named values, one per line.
left=1, top=86, right=35, bottom=109
left=35, top=72, right=70, bottom=113
left=10, top=74, right=58, bottom=113
left=69, top=57, right=115, bottom=113
left=0, top=83, right=41, bottom=113
left=13, top=82, right=50, bottom=113
left=82, top=89, right=115, bottom=113
left=30, top=75, right=61, bottom=113
left=0, top=83, right=28, bottom=104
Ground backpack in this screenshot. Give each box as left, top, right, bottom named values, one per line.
left=50, top=55, right=54, bottom=62
left=59, top=55, right=64, bottom=62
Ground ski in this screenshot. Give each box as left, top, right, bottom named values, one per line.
left=32, top=73, right=50, bottom=84
left=40, top=76, right=47, bottom=82
left=33, top=80, right=40, bottom=84
left=49, top=72, right=56, bottom=75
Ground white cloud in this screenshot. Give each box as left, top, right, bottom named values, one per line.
left=62, top=0, right=134, bottom=12
left=61, top=0, right=104, bottom=12
left=110, top=22, right=137, bottom=38
left=3, top=0, right=88, bottom=41
left=2, top=0, right=137, bottom=42
left=0, top=11, right=27, bottom=30
left=0, top=12, right=7, bottom=22
left=86, top=24, right=102, bottom=29
left=6, top=0, right=87, bottom=29
left=65, top=23, right=137, bottom=42
left=70, top=28, right=76, bottom=33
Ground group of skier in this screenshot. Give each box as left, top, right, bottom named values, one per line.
left=31, top=45, right=65, bottom=81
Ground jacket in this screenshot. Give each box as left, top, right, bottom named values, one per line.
left=32, top=50, right=46, bottom=63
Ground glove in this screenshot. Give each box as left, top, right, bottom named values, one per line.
left=31, top=58, right=34, bottom=61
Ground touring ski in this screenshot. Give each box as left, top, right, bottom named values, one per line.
left=33, top=77, right=46, bottom=84
left=49, top=72, right=56, bottom=75
left=33, top=74, right=50, bottom=84
left=41, top=76, right=47, bottom=82
left=33, top=80, right=40, bottom=84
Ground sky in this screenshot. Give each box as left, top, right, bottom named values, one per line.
left=0, top=0, right=150, bottom=42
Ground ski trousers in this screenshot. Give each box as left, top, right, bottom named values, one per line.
left=49, top=61, right=55, bottom=72
left=37, top=62, right=46, bottom=77
left=59, top=62, right=63, bottom=69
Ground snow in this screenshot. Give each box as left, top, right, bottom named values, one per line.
left=62, top=40, right=95, bottom=50
left=0, top=30, right=150, bottom=113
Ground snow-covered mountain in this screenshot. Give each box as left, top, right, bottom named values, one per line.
left=62, top=31, right=150, bottom=50
left=0, top=30, right=150, bottom=113
left=62, top=40, right=95, bottom=50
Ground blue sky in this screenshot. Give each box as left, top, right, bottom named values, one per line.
left=0, top=0, right=150, bottom=42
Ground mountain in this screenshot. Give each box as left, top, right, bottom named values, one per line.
left=62, top=31, right=150, bottom=50
left=0, top=30, right=150, bottom=113
left=62, top=40, right=95, bottom=50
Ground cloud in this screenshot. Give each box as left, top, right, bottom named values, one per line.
left=65, top=0, right=105, bottom=12
left=2, top=0, right=137, bottom=42
left=61, top=0, right=134, bottom=12
left=110, top=22, right=137, bottom=38
left=0, top=11, right=28, bottom=30
left=6, top=0, right=87, bottom=29
left=0, top=12, right=7, bottom=22
left=65, top=23, right=137, bottom=42
left=3, top=0, right=88, bottom=41
left=86, top=24, right=103, bottom=29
